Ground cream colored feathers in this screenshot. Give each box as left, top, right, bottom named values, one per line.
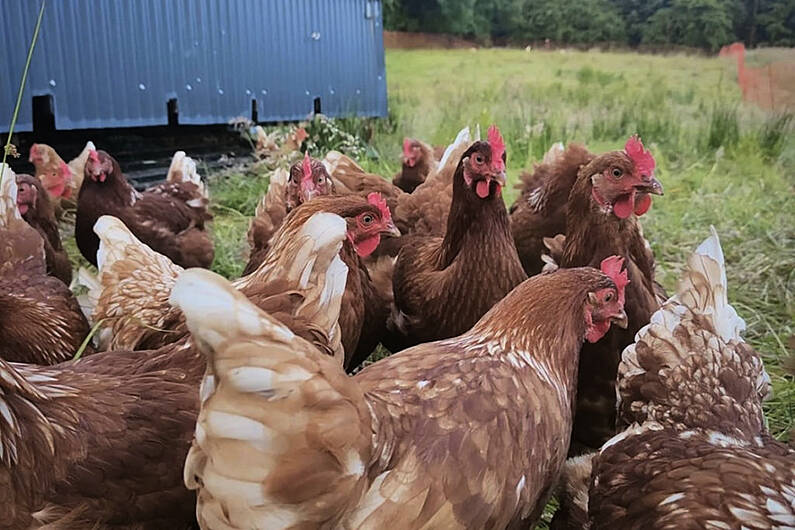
left=88, top=215, right=184, bottom=350
left=175, top=214, right=363, bottom=529
left=167, top=150, right=207, bottom=198
left=618, top=227, right=771, bottom=429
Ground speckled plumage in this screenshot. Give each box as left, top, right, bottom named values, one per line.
left=177, top=266, right=623, bottom=529
left=0, top=211, right=350, bottom=528
left=556, top=229, right=795, bottom=529
left=89, top=215, right=185, bottom=351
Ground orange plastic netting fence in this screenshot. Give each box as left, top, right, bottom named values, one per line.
left=719, top=42, right=795, bottom=110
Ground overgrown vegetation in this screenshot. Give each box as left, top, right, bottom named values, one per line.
left=383, top=0, right=795, bottom=50
left=206, top=49, right=794, bottom=446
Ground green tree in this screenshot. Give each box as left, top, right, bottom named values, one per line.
left=755, top=0, right=795, bottom=46
left=610, top=0, right=671, bottom=45
left=518, top=0, right=627, bottom=44
left=643, top=0, right=734, bottom=51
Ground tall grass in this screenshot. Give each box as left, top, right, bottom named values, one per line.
left=209, top=48, right=793, bottom=444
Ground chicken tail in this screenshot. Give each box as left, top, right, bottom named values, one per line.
left=92, top=215, right=184, bottom=350
left=0, top=165, right=21, bottom=227
left=541, top=141, right=565, bottom=166
left=618, top=227, right=771, bottom=431
left=246, top=167, right=289, bottom=254
left=550, top=454, right=594, bottom=530
left=173, top=268, right=371, bottom=528
left=68, top=140, right=95, bottom=175
left=236, top=211, right=350, bottom=361
left=438, top=126, right=471, bottom=170
left=166, top=150, right=207, bottom=198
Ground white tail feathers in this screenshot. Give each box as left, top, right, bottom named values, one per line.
left=438, top=126, right=471, bottom=170
left=0, top=165, right=21, bottom=226
left=542, top=142, right=565, bottom=165
left=655, top=226, right=745, bottom=342
left=167, top=151, right=206, bottom=197
left=70, top=141, right=96, bottom=170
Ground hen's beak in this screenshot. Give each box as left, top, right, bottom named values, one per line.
left=638, top=176, right=663, bottom=196
left=382, top=219, right=401, bottom=238
left=492, top=170, right=507, bottom=188
left=611, top=309, right=629, bottom=329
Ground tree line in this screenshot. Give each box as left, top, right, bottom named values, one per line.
left=382, top=0, right=795, bottom=51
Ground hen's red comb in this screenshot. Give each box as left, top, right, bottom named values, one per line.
left=367, top=192, right=391, bottom=223
left=624, top=135, right=655, bottom=178
left=600, top=255, right=629, bottom=305
left=88, top=149, right=100, bottom=163
left=301, top=152, right=313, bottom=182
left=403, top=138, right=412, bottom=157
left=487, top=124, right=505, bottom=172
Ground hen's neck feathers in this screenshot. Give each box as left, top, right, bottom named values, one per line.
left=470, top=272, right=589, bottom=362
left=439, top=163, right=513, bottom=267
left=562, top=172, right=635, bottom=266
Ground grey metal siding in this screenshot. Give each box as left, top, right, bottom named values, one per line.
left=1, top=0, right=387, bottom=132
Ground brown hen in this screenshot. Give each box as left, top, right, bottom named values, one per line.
left=0, top=210, right=351, bottom=528
left=177, top=260, right=628, bottom=529
left=509, top=142, right=593, bottom=276
left=75, top=149, right=213, bottom=269
left=393, top=137, right=440, bottom=193
left=580, top=229, right=793, bottom=529
left=15, top=173, right=72, bottom=284
left=558, top=135, right=664, bottom=451
left=242, top=154, right=336, bottom=276
left=0, top=167, right=91, bottom=365
left=386, top=125, right=527, bottom=350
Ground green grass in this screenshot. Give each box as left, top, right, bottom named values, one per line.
left=208, top=48, right=794, bottom=448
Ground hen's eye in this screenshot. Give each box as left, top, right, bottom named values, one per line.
left=362, top=214, right=374, bottom=225
left=605, top=292, right=614, bottom=302
left=612, top=168, right=623, bottom=178
left=474, top=154, right=484, bottom=164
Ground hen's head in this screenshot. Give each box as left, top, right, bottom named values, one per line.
left=587, top=135, right=663, bottom=219
left=84, top=149, right=119, bottom=184
left=29, top=144, right=72, bottom=198
left=584, top=256, right=629, bottom=343
left=460, top=124, right=506, bottom=200
left=344, top=193, right=399, bottom=258
left=290, top=193, right=399, bottom=258
left=286, top=153, right=335, bottom=210
left=15, top=174, right=40, bottom=217
left=28, top=143, right=51, bottom=167
left=402, top=138, right=425, bottom=168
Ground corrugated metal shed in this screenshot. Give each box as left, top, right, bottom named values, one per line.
left=1, top=0, right=387, bottom=132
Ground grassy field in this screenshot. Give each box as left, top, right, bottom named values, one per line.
left=202, top=48, right=795, bottom=442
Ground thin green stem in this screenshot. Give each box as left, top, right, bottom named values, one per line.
left=1, top=0, right=46, bottom=174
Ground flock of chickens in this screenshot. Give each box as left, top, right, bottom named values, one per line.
left=0, top=124, right=791, bottom=529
